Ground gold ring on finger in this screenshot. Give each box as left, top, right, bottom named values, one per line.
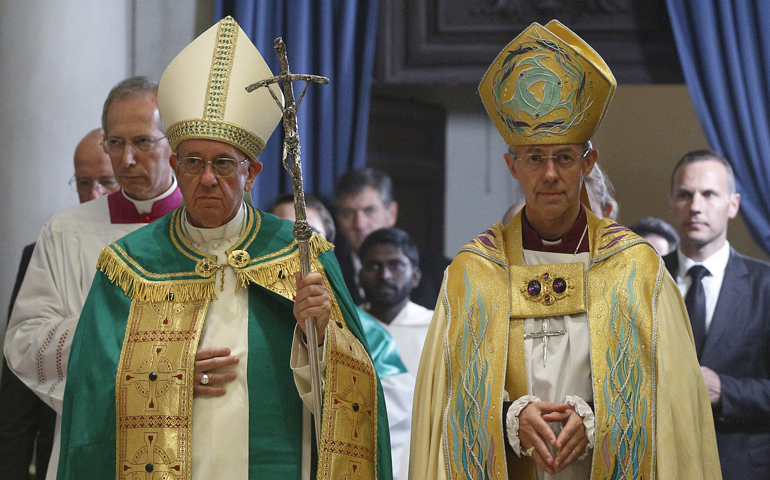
left=525, top=446, right=535, bottom=457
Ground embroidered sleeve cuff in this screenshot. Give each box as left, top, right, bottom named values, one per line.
left=565, top=395, right=595, bottom=459
left=505, top=395, right=541, bottom=456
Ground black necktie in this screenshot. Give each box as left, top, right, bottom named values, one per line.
left=685, top=265, right=710, bottom=359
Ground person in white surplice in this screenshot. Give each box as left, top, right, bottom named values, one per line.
left=3, top=76, right=182, bottom=480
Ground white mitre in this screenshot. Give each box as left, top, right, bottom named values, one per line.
left=158, top=16, right=284, bottom=159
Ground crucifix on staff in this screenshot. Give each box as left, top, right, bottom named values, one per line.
left=246, top=37, right=329, bottom=448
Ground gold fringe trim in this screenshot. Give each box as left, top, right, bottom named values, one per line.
left=237, top=255, right=300, bottom=291
left=97, top=248, right=215, bottom=303
left=236, top=234, right=334, bottom=293
left=97, top=235, right=331, bottom=302
left=306, top=232, right=334, bottom=257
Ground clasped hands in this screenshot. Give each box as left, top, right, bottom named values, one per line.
left=194, top=272, right=332, bottom=396
left=518, top=401, right=589, bottom=475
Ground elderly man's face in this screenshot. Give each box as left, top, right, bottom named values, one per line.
left=104, top=94, right=173, bottom=200
left=336, top=187, right=397, bottom=251
left=73, top=129, right=118, bottom=203
left=505, top=144, right=596, bottom=235
left=172, top=139, right=262, bottom=228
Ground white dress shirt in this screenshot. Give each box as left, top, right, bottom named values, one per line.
left=674, top=241, right=731, bottom=332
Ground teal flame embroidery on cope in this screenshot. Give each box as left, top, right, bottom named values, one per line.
left=449, top=271, right=495, bottom=479
left=600, top=263, right=649, bottom=479
left=492, top=28, right=591, bottom=141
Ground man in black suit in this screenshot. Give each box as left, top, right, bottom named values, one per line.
left=665, top=149, right=770, bottom=479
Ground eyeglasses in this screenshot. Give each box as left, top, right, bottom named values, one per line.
left=177, top=156, right=250, bottom=177
left=513, top=148, right=591, bottom=171
left=68, top=176, right=119, bottom=193
left=102, top=136, right=167, bottom=155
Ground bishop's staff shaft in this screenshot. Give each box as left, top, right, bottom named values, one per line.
left=246, top=37, right=329, bottom=449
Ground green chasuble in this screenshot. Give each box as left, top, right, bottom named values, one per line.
left=57, top=205, right=392, bottom=480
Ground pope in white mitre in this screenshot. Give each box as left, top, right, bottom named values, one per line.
left=56, top=17, right=392, bottom=480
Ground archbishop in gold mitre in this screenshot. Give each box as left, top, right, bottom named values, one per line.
left=410, top=20, right=720, bottom=480
left=478, top=20, right=615, bottom=146
left=56, top=16, right=392, bottom=480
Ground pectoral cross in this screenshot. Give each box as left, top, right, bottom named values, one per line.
left=524, top=318, right=566, bottom=366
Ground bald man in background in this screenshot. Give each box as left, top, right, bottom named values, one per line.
left=70, top=128, right=118, bottom=203
left=0, top=127, right=119, bottom=480
left=4, top=75, right=183, bottom=480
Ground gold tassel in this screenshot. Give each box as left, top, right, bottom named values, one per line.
left=309, top=233, right=334, bottom=257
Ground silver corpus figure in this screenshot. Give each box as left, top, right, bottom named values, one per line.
left=246, top=37, right=329, bottom=447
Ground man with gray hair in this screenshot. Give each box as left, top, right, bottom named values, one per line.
left=4, top=76, right=182, bottom=479
left=57, top=18, right=390, bottom=479
left=504, top=161, right=617, bottom=224
left=69, top=128, right=119, bottom=203
left=584, top=161, right=618, bottom=220
left=411, top=20, right=718, bottom=479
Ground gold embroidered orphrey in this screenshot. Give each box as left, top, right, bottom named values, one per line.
left=116, top=298, right=209, bottom=479
left=112, top=264, right=380, bottom=480
left=442, top=212, right=656, bottom=479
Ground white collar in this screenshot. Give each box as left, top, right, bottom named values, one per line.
left=677, top=241, right=731, bottom=279
left=121, top=175, right=177, bottom=214
left=182, top=203, right=246, bottom=245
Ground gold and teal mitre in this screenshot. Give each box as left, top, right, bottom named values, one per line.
left=479, top=20, right=616, bottom=145
left=158, top=16, right=283, bottom=159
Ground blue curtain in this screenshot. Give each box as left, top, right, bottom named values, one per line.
left=214, top=0, right=379, bottom=208
left=666, top=0, right=770, bottom=254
